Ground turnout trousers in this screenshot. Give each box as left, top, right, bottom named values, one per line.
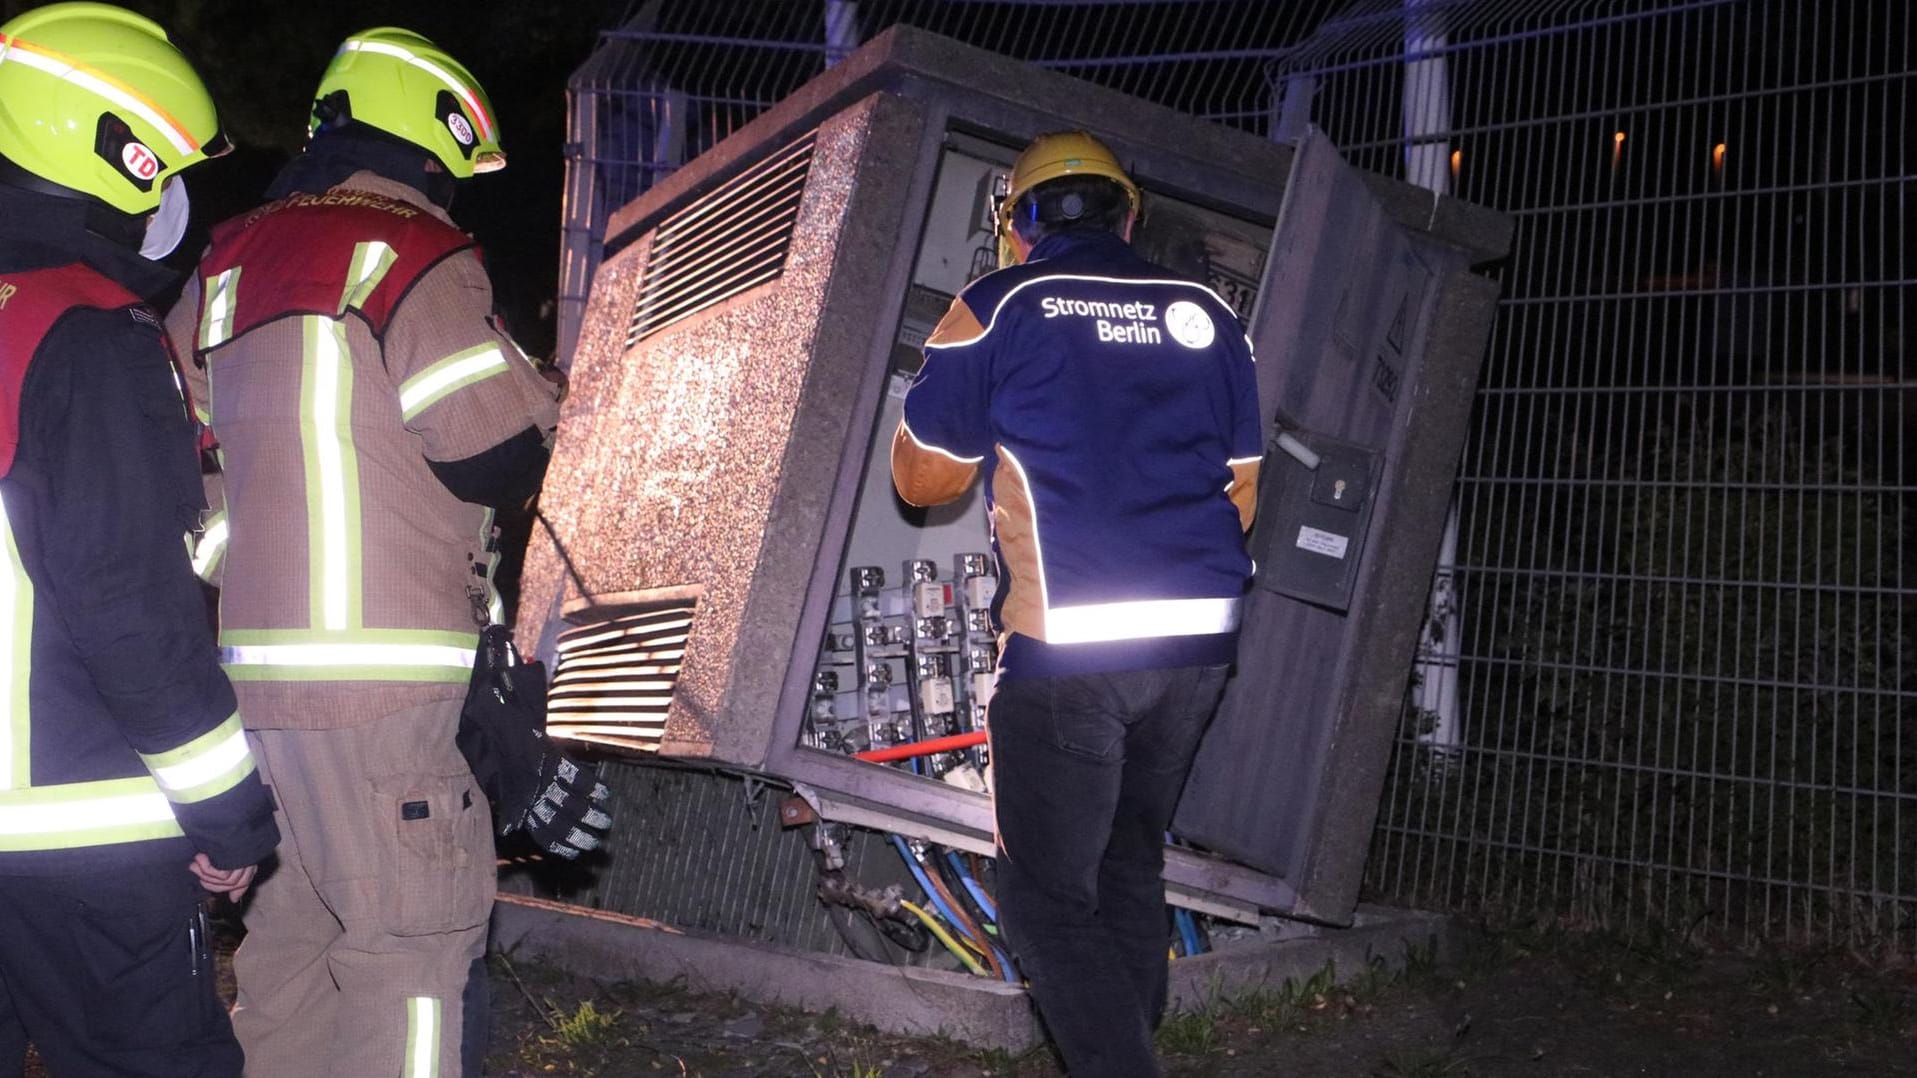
left=990, top=665, right=1228, bottom=1078
left=232, top=699, right=494, bottom=1077
left=0, top=862, right=240, bottom=1077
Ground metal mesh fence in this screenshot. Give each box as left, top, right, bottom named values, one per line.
left=1303, top=0, right=1916, bottom=946
left=559, top=0, right=1915, bottom=948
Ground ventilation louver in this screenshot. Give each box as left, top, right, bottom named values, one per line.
left=624, top=130, right=816, bottom=345
left=546, top=601, right=696, bottom=754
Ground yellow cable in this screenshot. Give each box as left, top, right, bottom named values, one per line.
left=900, top=899, right=988, bottom=977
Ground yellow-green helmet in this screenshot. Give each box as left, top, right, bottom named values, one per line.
left=0, top=2, right=225, bottom=215
left=312, top=28, right=504, bottom=179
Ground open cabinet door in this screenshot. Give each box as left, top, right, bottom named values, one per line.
left=1172, top=130, right=1504, bottom=925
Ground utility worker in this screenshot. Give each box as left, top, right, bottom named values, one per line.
left=0, top=3, right=280, bottom=1074
left=892, top=131, right=1260, bottom=1077
left=164, top=27, right=561, bottom=1076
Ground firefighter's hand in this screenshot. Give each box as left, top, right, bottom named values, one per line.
left=539, top=362, right=568, bottom=404
left=190, top=852, right=257, bottom=902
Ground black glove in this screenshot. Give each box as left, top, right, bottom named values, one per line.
left=513, top=749, right=612, bottom=860
left=458, top=626, right=613, bottom=859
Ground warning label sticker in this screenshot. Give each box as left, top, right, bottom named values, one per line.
left=1296, top=525, right=1350, bottom=560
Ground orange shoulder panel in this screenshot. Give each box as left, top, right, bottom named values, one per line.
left=890, top=420, right=978, bottom=507
left=923, top=298, right=986, bottom=348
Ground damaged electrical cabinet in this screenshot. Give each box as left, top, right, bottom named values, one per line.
left=518, top=26, right=1510, bottom=926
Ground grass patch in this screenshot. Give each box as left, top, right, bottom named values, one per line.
left=546, top=999, right=619, bottom=1047
left=1156, top=1006, right=1220, bottom=1055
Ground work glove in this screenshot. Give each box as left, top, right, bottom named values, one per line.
left=458, top=625, right=614, bottom=859
left=512, top=749, right=612, bottom=860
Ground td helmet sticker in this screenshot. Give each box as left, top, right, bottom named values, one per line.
left=1164, top=300, right=1216, bottom=349
left=121, top=142, right=161, bottom=182
left=446, top=113, right=476, bottom=147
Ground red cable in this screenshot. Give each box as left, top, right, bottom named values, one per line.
left=853, top=730, right=988, bottom=763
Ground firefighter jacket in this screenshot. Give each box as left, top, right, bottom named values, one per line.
left=0, top=185, right=279, bottom=874
left=893, top=229, right=1261, bottom=681
left=165, top=171, right=560, bottom=729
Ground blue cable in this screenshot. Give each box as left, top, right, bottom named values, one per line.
left=889, top=835, right=969, bottom=944
left=1162, top=830, right=1206, bottom=958
left=991, top=942, right=1019, bottom=983
left=941, top=851, right=1018, bottom=982
left=946, top=850, right=999, bottom=922
left=1174, top=908, right=1205, bottom=957
left=890, top=835, right=1019, bottom=980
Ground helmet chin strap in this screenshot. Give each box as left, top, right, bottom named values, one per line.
left=140, top=175, right=190, bottom=260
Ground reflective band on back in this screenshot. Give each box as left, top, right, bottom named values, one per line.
left=0, top=494, right=28, bottom=790
left=201, top=267, right=240, bottom=349
left=301, top=316, right=362, bottom=632
left=222, top=643, right=475, bottom=668
left=404, top=996, right=442, bottom=1078
left=0, top=35, right=199, bottom=154
left=338, top=240, right=398, bottom=316
left=398, top=345, right=509, bottom=421
left=346, top=39, right=495, bottom=142
left=1044, top=597, right=1241, bottom=645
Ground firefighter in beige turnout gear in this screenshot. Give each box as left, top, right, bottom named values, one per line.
left=164, top=27, right=558, bottom=1077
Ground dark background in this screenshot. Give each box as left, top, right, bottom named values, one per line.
left=0, top=0, right=635, bottom=358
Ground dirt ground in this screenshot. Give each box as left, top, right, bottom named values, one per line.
left=24, top=918, right=1917, bottom=1076
left=481, top=921, right=1917, bottom=1077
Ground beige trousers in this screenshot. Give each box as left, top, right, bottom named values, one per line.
left=233, top=699, right=494, bottom=1077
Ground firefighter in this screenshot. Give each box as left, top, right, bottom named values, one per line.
left=163, top=27, right=567, bottom=1076
left=892, top=131, right=1261, bottom=1077
left=0, top=3, right=280, bottom=1073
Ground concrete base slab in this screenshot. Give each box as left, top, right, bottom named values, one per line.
left=492, top=895, right=1455, bottom=1051
left=491, top=894, right=1045, bottom=1053
left=1168, top=905, right=1459, bottom=1010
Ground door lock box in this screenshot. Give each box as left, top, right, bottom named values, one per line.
left=1251, top=428, right=1380, bottom=613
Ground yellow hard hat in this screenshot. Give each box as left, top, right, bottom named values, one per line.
left=0, top=2, right=225, bottom=215
left=995, top=130, right=1140, bottom=267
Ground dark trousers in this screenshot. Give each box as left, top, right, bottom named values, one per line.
left=0, top=861, right=241, bottom=1077
left=991, top=664, right=1228, bottom=1078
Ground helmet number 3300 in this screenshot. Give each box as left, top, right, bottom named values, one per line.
left=122, top=142, right=160, bottom=182
left=446, top=114, right=476, bottom=147
left=1165, top=300, right=1216, bottom=350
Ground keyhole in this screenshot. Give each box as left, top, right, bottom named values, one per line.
left=1333, top=479, right=1347, bottom=501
